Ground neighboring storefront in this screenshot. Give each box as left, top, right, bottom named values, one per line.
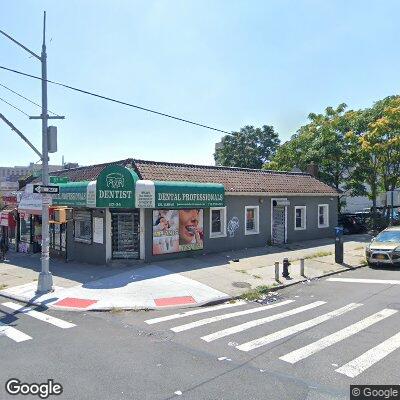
left=17, top=192, right=43, bottom=253
left=1, top=192, right=18, bottom=250
left=21, top=158, right=339, bottom=265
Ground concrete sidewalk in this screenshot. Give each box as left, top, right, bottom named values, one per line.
left=0, top=234, right=369, bottom=311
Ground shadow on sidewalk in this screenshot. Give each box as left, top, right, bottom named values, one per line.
left=2, top=234, right=371, bottom=291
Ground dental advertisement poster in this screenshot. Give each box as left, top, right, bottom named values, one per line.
left=152, top=209, right=204, bottom=255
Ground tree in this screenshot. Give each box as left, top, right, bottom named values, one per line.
left=347, top=96, right=400, bottom=226
left=214, top=125, right=280, bottom=169
left=265, top=104, right=356, bottom=191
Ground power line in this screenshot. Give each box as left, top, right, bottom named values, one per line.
left=0, top=64, right=230, bottom=134
left=0, top=96, right=30, bottom=117
left=0, top=82, right=59, bottom=116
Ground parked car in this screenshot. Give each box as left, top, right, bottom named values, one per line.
left=338, top=213, right=367, bottom=234
left=365, top=226, right=400, bottom=267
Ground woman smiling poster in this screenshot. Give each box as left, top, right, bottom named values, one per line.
left=178, top=209, right=204, bottom=252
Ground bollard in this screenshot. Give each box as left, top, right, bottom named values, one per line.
left=300, top=258, right=305, bottom=277
left=274, top=261, right=279, bottom=282
left=282, top=258, right=291, bottom=278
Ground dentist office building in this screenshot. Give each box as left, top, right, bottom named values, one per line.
left=25, top=158, right=339, bottom=265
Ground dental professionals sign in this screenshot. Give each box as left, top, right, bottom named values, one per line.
left=135, top=180, right=225, bottom=209
left=96, top=165, right=138, bottom=208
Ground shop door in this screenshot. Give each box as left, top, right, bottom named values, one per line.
left=49, top=223, right=67, bottom=259
left=272, top=206, right=286, bottom=245
left=111, top=211, right=140, bottom=259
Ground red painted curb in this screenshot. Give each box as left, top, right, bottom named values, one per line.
left=154, top=296, right=196, bottom=307
left=54, top=297, right=98, bottom=308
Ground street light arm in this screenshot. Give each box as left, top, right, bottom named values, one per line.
left=0, top=29, right=41, bottom=61
left=0, top=113, right=43, bottom=159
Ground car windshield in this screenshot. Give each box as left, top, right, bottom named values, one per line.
left=375, top=231, right=400, bottom=243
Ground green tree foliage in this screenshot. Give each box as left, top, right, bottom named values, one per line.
left=347, top=96, right=400, bottom=222
left=265, top=104, right=354, bottom=190
left=214, top=125, right=280, bottom=169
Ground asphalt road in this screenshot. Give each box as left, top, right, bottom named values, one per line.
left=1, top=266, right=400, bottom=400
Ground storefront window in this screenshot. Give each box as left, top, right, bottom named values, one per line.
left=245, top=206, right=259, bottom=235
left=295, top=206, right=307, bottom=230
left=74, top=210, right=92, bottom=243
left=318, top=204, right=329, bottom=228
left=152, top=209, right=204, bottom=255
left=210, top=207, right=227, bottom=238
left=19, top=214, right=31, bottom=243
left=33, top=216, right=42, bottom=244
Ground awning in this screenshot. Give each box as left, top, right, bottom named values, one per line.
left=135, top=180, right=225, bottom=209
left=52, top=181, right=96, bottom=207
left=18, top=193, right=43, bottom=215
left=0, top=208, right=16, bottom=228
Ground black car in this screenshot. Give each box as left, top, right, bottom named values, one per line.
left=338, top=213, right=367, bottom=234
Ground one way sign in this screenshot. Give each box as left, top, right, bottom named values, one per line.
left=33, top=184, right=59, bottom=194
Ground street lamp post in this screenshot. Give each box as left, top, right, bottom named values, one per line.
left=0, top=12, right=64, bottom=293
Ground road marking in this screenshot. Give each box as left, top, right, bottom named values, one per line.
left=327, top=278, right=400, bottom=285
left=0, top=321, right=32, bottom=342
left=2, top=302, right=76, bottom=329
left=201, top=301, right=326, bottom=342
left=336, top=331, right=400, bottom=378
left=236, top=303, right=362, bottom=352
left=171, top=300, right=295, bottom=333
left=145, top=301, right=247, bottom=325
left=280, top=308, right=397, bottom=364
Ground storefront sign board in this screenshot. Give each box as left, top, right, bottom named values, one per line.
left=96, top=165, right=138, bottom=208
left=136, top=180, right=225, bottom=209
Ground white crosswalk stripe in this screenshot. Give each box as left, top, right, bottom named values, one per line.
left=145, top=300, right=247, bottom=325
left=236, top=303, right=362, bottom=352
left=201, top=301, right=325, bottom=342
left=171, top=299, right=295, bottom=333
left=280, top=308, right=397, bottom=364
left=143, top=298, right=400, bottom=378
left=327, top=278, right=400, bottom=285
left=0, top=321, right=32, bottom=342
left=335, top=331, right=400, bottom=378
left=2, top=302, right=76, bottom=329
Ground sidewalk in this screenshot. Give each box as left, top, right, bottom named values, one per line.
left=0, top=234, right=369, bottom=311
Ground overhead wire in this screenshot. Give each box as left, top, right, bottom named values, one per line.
left=0, top=82, right=60, bottom=116
left=0, top=64, right=230, bottom=134
left=0, top=95, right=30, bottom=117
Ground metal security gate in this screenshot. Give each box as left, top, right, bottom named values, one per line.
left=111, top=211, right=140, bottom=259
left=272, top=206, right=286, bottom=245
left=49, top=223, right=67, bottom=259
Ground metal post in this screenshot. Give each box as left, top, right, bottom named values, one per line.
left=274, top=261, right=279, bottom=282
left=300, top=258, right=305, bottom=277
left=390, top=190, right=394, bottom=226
left=36, top=11, right=53, bottom=293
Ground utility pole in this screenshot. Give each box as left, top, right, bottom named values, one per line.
left=0, top=12, right=64, bottom=293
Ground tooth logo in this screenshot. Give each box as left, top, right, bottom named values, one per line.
left=106, top=173, right=125, bottom=189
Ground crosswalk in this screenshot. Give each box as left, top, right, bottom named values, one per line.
left=0, top=301, right=76, bottom=343
left=145, top=298, right=400, bottom=379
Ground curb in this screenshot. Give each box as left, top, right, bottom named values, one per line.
left=0, top=290, right=231, bottom=312
left=198, top=263, right=367, bottom=306
left=0, top=264, right=366, bottom=313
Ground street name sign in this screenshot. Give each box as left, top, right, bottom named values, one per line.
left=33, top=184, right=60, bottom=194
left=50, top=176, right=69, bottom=184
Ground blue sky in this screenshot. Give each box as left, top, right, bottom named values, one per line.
left=0, top=0, right=399, bottom=168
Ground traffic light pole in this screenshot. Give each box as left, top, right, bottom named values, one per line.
left=0, top=12, right=64, bottom=293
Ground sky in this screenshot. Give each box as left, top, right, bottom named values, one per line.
left=0, top=0, right=399, bottom=168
